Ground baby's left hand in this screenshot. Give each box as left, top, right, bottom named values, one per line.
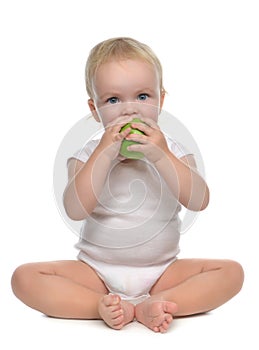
left=125, top=117, right=169, bottom=163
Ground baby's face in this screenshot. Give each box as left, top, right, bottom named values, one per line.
left=89, top=59, right=163, bottom=126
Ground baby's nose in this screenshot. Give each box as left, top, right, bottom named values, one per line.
left=121, top=102, right=139, bottom=116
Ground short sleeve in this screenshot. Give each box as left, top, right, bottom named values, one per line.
left=67, top=139, right=100, bottom=165
left=165, top=134, right=193, bottom=159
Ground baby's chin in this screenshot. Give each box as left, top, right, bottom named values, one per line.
left=117, top=155, right=135, bottom=163
left=117, top=155, right=127, bottom=162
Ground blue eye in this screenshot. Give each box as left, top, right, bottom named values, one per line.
left=138, top=94, right=148, bottom=101
left=107, top=97, right=119, bottom=104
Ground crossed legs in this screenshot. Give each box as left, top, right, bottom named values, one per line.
left=11, top=261, right=108, bottom=319
left=11, top=260, right=134, bottom=329
left=11, top=258, right=244, bottom=333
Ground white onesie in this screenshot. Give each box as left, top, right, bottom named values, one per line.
left=69, top=132, right=191, bottom=304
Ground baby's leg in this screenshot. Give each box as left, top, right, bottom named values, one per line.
left=11, top=260, right=108, bottom=319
left=149, top=258, right=244, bottom=317
left=12, top=261, right=135, bottom=329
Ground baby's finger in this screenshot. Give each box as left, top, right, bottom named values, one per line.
left=126, top=133, right=148, bottom=144
left=120, top=126, right=132, bottom=138
left=127, top=143, right=146, bottom=153
left=107, top=115, right=135, bottom=130
left=136, top=117, right=160, bottom=130
left=130, top=121, right=155, bottom=136
left=112, top=132, right=124, bottom=142
left=112, top=126, right=132, bottom=143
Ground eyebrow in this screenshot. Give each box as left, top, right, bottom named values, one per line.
left=98, top=92, right=121, bottom=101
left=135, top=87, right=155, bottom=94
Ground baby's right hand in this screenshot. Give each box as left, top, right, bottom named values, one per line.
left=97, top=116, right=133, bottom=160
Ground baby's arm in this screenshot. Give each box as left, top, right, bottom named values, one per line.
left=155, top=152, right=209, bottom=211
left=63, top=117, right=132, bottom=220
left=126, top=118, right=209, bottom=211
left=63, top=152, right=112, bottom=220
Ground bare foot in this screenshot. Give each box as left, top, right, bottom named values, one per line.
left=98, top=294, right=135, bottom=330
left=135, top=298, right=178, bottom=333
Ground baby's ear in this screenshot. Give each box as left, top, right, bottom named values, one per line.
left=160, top=90, right=166, bottom=109
left=88, top=99, right=100, bottom=122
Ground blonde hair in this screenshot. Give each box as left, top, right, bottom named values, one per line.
left=85, top=37, right=165, bottom=98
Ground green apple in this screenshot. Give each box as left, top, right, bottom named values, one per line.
left=120, top=118, right=145, bottom=159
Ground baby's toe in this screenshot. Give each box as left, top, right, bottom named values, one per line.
left=112, top=315, right=125, bottom=328
left=159, top=320, right=170, bottom=333
left=111, top=308, right=123, bottom=319
left=103, top=294, right=120, bottom=306
left=152, top=326, right=160, bottom=332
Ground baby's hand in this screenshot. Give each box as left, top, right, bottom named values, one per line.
left=125, top=117, right=169, bottom=163
left=97, top=116, right=133, bottom=160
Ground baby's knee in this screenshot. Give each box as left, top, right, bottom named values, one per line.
left=224, top=260, right=244, bottom=294
left=11, top=263, right=36, bottom=297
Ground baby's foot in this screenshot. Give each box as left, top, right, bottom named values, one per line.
left=135, top=298, right=178, bottom=333
left=98, top=294, right=135, bottom=330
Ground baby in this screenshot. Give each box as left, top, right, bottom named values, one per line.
left=11, top=37, right=244, bottom=333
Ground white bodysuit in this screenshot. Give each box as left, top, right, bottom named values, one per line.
left=69, top=132, right=191, bottom=304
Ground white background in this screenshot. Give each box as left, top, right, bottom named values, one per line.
left=1, top=0, right=258, bottom=349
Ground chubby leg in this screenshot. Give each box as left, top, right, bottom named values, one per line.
left=11, top=260, right=134, bottom=329
left=150, top=259, right=244, bottom=316
left=135, top=259, right=244, bottom=332
left=11, top=260, right=107, bottom=319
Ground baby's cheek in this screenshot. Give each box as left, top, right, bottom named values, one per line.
left=97, top=105, right=122, bottom=125
left=139, top=103, right=159, bottom=121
